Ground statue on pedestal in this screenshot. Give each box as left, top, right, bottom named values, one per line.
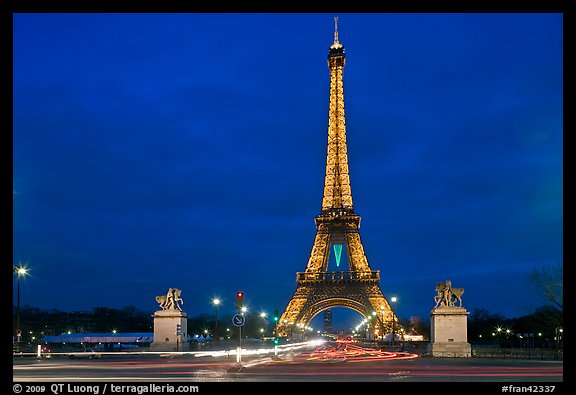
left=434, top=280, right=464, bottom=308
left=429, top=279, right=471, bottom=357
left=151, top=288, right=188, bottom=352
left=155, top=288, right=184, bottom=311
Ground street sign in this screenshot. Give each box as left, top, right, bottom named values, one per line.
left=232, top=314, right=246, bottom=327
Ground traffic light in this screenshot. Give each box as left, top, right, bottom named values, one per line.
left=273, top=309, right=279, bottom=322
left=235, top=291, right=244, bottom=311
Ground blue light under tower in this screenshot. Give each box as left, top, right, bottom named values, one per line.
left=333, top=244, right=343, bottom=267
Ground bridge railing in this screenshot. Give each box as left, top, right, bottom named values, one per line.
left=296, top=271, right=380, bottom=282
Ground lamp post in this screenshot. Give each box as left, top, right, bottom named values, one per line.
left=390, top=296, right=397, bottom=349
left=555, top=327, right=563, bottom=349
left=496, top=326, right=503, bottom=347
left=212, top=298, right=220, bottom=341
left=14, top=266, right=28, bottom=350
left=259, top=312, right=267, bottom=338
left=371, top=311, right=377, bottom=341
left=379, top=305, right=386, bottom=341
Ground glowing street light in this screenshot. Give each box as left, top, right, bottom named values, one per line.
left=379, top=305, right=386, bottom=340
left=390, top=296, right=398, bottom=348
left=13, top=265, right=29, bottom=349
left=259, top=312, right=268, bottom=336
left=212, top=298, right=220, bottom=341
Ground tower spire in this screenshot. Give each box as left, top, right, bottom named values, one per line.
left=334, top=16, right=339, bottom=44
left=324, top=15, right=349, bottom=211
left=331, top=16, right=343, bottom=49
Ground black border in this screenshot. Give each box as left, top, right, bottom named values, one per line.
left=4, top=0, right=572, bottom=389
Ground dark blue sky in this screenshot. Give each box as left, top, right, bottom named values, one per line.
left=12, top=13, right=562, bottom=331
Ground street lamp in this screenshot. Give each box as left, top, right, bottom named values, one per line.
left=212, top=298, right=220, bottom=341
left=370, top=311, right=377, bottom=340
left=13, top=265, right=28, bottom=349
left=379, top=305, right=386, bottom=340
left=555, top=327, right=563, bottom=349
left=390, top=296, right=398, bottom=348
left=259, top=312, right=267, bottom=337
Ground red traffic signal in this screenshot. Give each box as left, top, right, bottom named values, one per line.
left=235, top=291, right=244, bottom=310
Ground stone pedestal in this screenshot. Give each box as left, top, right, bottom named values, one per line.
left=428, top=306, right=471, bottom=357
left=150, top=310, right=189, bottom=352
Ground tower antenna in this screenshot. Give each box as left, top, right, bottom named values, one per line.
left=334, top=16, right=339, bottom=44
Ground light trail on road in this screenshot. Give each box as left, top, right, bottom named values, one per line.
left=13, top=340, right=563, bottom=382
left=271, top=341, right=419, bottom=363
left=302, top=341, right=419, bottom=362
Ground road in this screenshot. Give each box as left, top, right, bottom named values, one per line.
left=13, top=342, right=563, bottom=383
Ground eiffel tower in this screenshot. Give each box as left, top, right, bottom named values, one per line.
left=276, top=18, right=398, bottom=339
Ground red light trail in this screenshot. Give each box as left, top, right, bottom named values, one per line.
left=272, top=341, right=419, bottom=364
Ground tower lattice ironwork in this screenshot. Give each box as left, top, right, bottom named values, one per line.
left=276, top=18, right=397, bottom=339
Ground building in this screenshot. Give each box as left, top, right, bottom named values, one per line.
left=324, top=309, right=333, bottom=334
left=41, top=332, right=153, bottom=349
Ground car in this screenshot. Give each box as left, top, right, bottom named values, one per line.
left=13, top=345, right=51, bottom=358
left=40, top=346, right=52, bottom=359
left=68, top=348, right=102, bottom=359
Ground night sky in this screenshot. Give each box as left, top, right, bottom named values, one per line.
left=12, top=13, right=563, bottom=331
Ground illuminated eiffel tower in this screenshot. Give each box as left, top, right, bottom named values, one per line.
left=276, top=18, right=398, bottom=339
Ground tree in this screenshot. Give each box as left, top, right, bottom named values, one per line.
left=406, top=316, right=429, bottom=340
left=187, top=313, right=214, bottom=337
left=512, top=306, right=562, bottom=348
left=514, top=306, right=562, bottom=334
left=527, top=263, right=563, bottom=311
left=468, top=308, right=508, bottom=343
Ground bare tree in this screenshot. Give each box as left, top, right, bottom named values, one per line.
left=527, top=263, right=563, bottom=311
